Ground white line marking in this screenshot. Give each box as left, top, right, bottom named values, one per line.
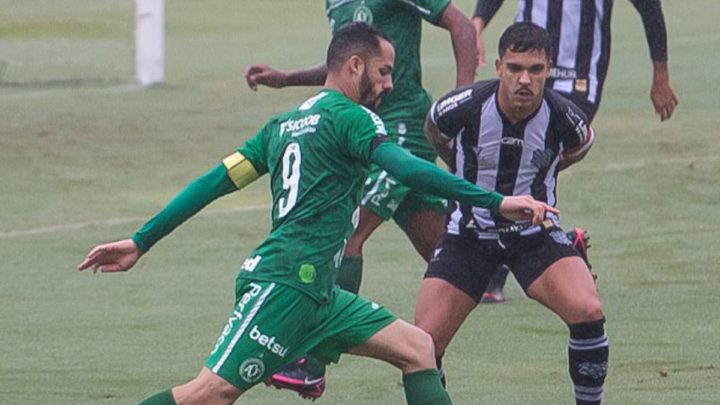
left=0, top=204, right=271, bottom=239
left=2, top=155, right=718, bottom=239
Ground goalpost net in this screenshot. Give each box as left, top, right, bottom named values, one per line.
left=0, top=0, right=164, bottom=87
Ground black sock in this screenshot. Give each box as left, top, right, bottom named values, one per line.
left=568, top=318, right=609, bottom=405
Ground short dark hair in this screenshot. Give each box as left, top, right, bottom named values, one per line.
left=497, top=22, right=553, bottom=59
left=326, top=22, right=393, bottom=72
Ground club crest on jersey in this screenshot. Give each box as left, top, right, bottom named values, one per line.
left=238, top=358, right=265, bottom=383
left=353, top=4, right=373, bottom=24
left=531, top=149, right=554, bottom=170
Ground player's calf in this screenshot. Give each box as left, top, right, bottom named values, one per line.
left=568, top=318, right=609, bottom=405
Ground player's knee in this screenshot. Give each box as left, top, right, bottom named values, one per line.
left=174, top=370, right=241, bottom=405
left=574, top=297, right=604, bottom=324
left=399, top=327, right=436, bottom=373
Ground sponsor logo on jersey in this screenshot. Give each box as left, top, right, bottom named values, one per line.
left=550, top=66, right=577, bottom=80
left=249, top=325, right=289, bottom=358
left=211, top=282, right=263, bottom=355
left=353, top=4, right=373, bottom=24
left=565, top=106, right=589, bottom=143
left=435, top=89, right=473, bottom=117
left=239, top=358, right=265, bottom=383
left=280, top=114, right=321, bottom=137
left=241, top=255, right=262, bottom=272
left=501, top=137, right=524, bottom=147
left=361, top=106, right=387, bottom=135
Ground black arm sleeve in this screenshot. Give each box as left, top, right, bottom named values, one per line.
left=630, top=0, right=668, bottom=61
left=474, top=0, right=505, bottom=24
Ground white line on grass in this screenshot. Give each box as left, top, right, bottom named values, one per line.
left=563, top=154, right=720, bottom=176
left=0, top=204, right=271, bottom=239
left=2, top=155, right=718, bottom=239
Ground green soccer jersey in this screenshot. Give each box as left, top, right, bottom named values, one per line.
left=326, top=0, right=449, bottom=104
left=238, top=89, right=388, bottom=303
left=326, top=0, right=450, bottom=159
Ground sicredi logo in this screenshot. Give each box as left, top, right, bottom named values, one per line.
left=280, top=114, right=321, bottom=137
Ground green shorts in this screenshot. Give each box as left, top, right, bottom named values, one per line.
left=361, top=166, right=447, bottom=228
left=205, top=280, right=396, bottom=390
left=364, top=94, right=447, bottom=227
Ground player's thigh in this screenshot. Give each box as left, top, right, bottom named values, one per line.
left=308, top=288, right=398, bottom=367
left=394, top=192, right=447, bottom=261
left=348, top=319, right=436, bottom=373
left=205, top=281, right=325, bottom=391
left=508, top=229, right=603, bottom=324
left=527, top=256, right=603, bottom=324
left=417, top=235, right=498, bottom=354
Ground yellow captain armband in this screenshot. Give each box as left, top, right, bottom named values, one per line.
left=222, top=152, right=260, bottom=190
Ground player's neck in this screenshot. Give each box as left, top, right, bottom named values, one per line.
left=496, top=89, right=543, bottom=124
left=324, top=74, right=360, bottom=104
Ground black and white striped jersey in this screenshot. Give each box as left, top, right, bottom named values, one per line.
left=475, top=0, right=670, bottom=121
left=429, top=79, right=594, bottom=238
left=513, top=0, right=613, bottom=118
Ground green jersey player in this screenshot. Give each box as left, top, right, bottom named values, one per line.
left=245, top=2, right=477, bottom=395
left=245, top=0, right=477, bottom=296
left=79, top=23, right=554, bottom=405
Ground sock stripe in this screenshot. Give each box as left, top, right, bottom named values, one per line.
left=575, top=384, right=604, bottom=401
left=569, top=333, right=608, bottom=350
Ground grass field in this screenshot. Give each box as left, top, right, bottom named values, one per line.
left=1, top=1, right=719, bottom=404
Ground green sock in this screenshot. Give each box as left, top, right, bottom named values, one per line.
left=138, top=389, right=176, bottom=405
left=336, top=256, right=363, bottom=293
left=402, top=369, right=452, bottom=405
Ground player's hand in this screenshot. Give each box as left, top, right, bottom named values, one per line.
left=244, top=64, right=286, bottom=91
left=472, top=17, right=487, bottom=69
left=650, top=62, right=678, bottom=121
left=650, top=79, right=678, bottom=121
left=78, top=239, right=142, bottom=273
left=498, top=195, right=559, bottom=225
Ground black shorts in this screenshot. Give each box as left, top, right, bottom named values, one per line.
left=424, top=227, right=581, bottom=303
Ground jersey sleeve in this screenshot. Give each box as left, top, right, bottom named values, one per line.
left=342, top=105, right=390, bottom=165
left=629, top=0, right=668, bottom=62
left=473, top=0, right=505, bottom=23
left=238, top=125, right=270, bottom=176
left=429, top=83, right=484, bottom=139
left=404, top=0, right=451, bottom=24
left=552, top=93, right=595, bottom=158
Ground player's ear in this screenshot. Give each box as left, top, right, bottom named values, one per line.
left=348, top=55, right=364, bottom=76
left=495, top=58, right=502, bottom=76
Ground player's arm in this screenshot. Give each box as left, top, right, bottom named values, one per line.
left=435, top=4, right=478, bottom=86
left=78, top=155, right=261, bottom=273
left=244, top=63, right=328, bottom=91
left=559, top=126, right=595, bottom=171
left=472, top=0, right=505, bottom=68
left=424, top=109, right=454, bottom=166
left=629, top=0, right=678, bottom=121
left=370, top=141, right=557, bottom=224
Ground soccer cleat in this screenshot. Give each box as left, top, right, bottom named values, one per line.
left=566, top=227, right=592, bottom=269
left=266, top=358, right=326, bottom=401
left=480, top=264, right=509, bottom=304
